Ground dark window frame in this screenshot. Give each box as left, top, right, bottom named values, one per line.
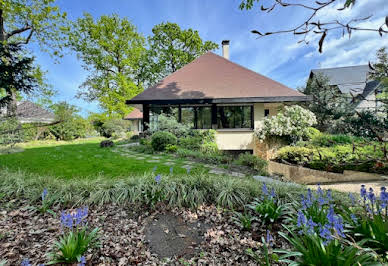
left=217, top=105, right=253, bottom=129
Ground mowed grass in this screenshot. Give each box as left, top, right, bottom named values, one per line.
left=0, top=138, right=202, bottom=179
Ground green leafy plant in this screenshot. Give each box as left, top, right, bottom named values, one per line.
left=151, top=131, right=177, bottom=151
left=277, top=226, right=378, bottom=266
left=234, top=152, right=268, bottom=174
left=232, top=211, right=255, bottom=231
left=49, top=227, right=99, bottom=264
left=49, top=207, right=99, bottom=265
left=248, top=184, right=285, bottom=224
left=36, top=188, right=56, bottom=216
left=165, top=144, right=178, bottom=153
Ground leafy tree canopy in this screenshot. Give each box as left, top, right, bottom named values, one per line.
left=68, top=13, right=146, bottom=117
left=147, top=22, right=218, bottom=83
left=369, top=46, right=388, bottom=107
left=0, top=0, right=69, bottom=56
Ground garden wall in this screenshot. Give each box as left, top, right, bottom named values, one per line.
left=268, top=161, right=387, bottom=184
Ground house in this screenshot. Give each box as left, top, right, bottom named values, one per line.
left=0, top=100, right=55, bottom=124
left=126, top=40, right=310, bottom=152
left=124, top=107, right=143, bottom=133
left=308, top=65, right=383, bottom=112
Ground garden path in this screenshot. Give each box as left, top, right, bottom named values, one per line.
left=312, top=180, right=388, bottom=194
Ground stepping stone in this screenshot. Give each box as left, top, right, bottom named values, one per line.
left=151, top=156, right=161, bottom=159
left=118, top=143, right=140, bottom=147
left=135, top=157, right=145, bottom=160
left=147, top=160, right=160, bottom=163
left=230, top=172, right=246, bottom=178
left=163, top=162, right=175, bottom=166
left=181, top=165, right=192, bottom=170
left=209, top=168, right=228, bottom=175
left=94, top=154, right=103, bottom=158
left=253, top=175, right=284, bottom=185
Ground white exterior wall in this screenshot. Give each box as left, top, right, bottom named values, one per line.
left=215, top=103, right=282, bottom=150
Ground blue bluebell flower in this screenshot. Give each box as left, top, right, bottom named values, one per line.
left=186, top=168, right=190, bottom=174
left=350, top=213, right=357, bottom=223
left=270, top=188, right=276, bottom=199
left=360, top=185, right=367, bottom=201
left=152, top=166, right=157, bottom=173
left=306, top=218, right=317, bottom=235
left=262, top=183, right=268, bottom=196
left=41, top=188, right=48, bottom=201
left=78, top=256, right=86, bottom=266
left=297, top=210, right=306, bottom=227
left=326, top=206, right=336, bottom=225
left=348, top=193, right=356, bottom=206
left=333, top=216, right=345, bottom=238
left=266, top=230, right=274, bottom=247
left=319, top=224, right=334, bottom=245
left=21, top=259, right=31, bottom=266
left=60, top=211, right=73, bottom=229
left=170, top=167, right=173, bottom=174
left=326, top=189, right=332, bottom=202
left=155, top=174, right=161, bottom=184
left=367, top=188, right=376, bottom=205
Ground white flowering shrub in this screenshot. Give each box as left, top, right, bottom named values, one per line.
left=255, top=105, right=317, bottom=142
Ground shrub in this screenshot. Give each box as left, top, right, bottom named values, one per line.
left=101, top=119, right=129, bottom=138
left=255, top=105, right=317, bottom=143
left=151, top=131, right=177, bottom=151
left=178, top=136, right=202, bottom=150
left=149, top=114, right=190, bottom=138
left=0, top=117, right=23, bottom=146
left=200, top=142, right=218, bottom=154
left=100, top=140, right=114, bottom=148
left=305, top=127, right=321, bottom=141
left=235, top=153, right=268, bottom=173
left=165, top=144, right=178, bottom=153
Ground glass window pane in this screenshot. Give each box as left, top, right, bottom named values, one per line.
left=242, top=106, right=252, bottom=128
left=197, top=107, right=211, bottom=129
left=181, top=107, right=195, bottom=128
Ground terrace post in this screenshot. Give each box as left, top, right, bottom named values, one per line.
left=143, top=104, right=150, bottom=131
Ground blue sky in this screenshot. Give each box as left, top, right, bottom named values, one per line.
left=30, top=0, right=388, bottom=116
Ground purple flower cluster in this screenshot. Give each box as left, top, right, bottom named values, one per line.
left=360, top=185, right=388, bottom=216
left=21, top=259, right=31, bottom=266
left=261, top=183, right=276, bottom=201
left=41, top=188, right=48, bottom=201
left=78, top=256, right=86, bottom=266
left=297, top=185, right=345, bottom=245
left=155, top=174, right=161, bottom=184
left=265, top=230, right=274, bottom=247
left=60, top=207, right=88, bottom=230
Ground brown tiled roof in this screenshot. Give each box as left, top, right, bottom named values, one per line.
left=127, top=52, right=307, bottom=104
left=124, top=108, right=143, bottom=120
left=16, top=101, right=55, bottom=123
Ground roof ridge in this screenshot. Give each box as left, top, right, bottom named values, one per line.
left=312, top=64, right=369, bottom=71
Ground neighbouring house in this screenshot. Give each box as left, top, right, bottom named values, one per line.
left=124, top=107, right=143, bottom=133
left=126, top=40, right=310, bottom=152
left=0, top=100, right=55, bottom=123
left=308, top=65, right=383, bottom=112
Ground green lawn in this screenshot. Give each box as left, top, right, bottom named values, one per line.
left=0, top=138, right=206, bottom=179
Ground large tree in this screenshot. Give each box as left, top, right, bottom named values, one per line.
left=0, top=0, right=68, bottom=110
left=68, top=13, right=146, bottom=117
left=369, top=47, right=388, bottom=110
left=239, top=0, right=387, bottom=53
left=147, top=22, right=219, bottom=84
left=0, top=44, right=38, bottom=114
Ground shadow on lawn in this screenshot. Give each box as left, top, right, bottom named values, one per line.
left=0, top=142, right=189, bottom=179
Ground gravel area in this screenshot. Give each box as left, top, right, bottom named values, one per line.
left=308, top=179, right=388, bottom=194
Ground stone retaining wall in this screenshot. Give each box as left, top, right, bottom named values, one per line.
left=268, top=161, right=387, bottom=184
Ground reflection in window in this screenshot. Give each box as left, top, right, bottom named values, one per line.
left=181, top=107, right=195, bottom=128
left=196, top=107, right=211, bottom=129
left=217, top=106, right=252, bottom=129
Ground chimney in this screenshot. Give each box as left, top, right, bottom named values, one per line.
left=222, top=40, right=230, bottom=60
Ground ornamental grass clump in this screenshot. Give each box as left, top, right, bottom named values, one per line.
left=48, top=206, right=99, bottom=265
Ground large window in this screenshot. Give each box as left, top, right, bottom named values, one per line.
left=217, top=105, right=252, bottom=129
left=181, top=106, right=212, bottom=129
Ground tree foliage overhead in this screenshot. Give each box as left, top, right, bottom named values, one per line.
left=147, top=22, right=219, bottom=84
left=0, top=44, right=38, bottom=113
left=239, top=0, right=387, bottom=53
left=0, top=0, right=69, bottom=55
left=369, top=46, right=388, bottom=107
left=68, top=13, right=146, bottom=117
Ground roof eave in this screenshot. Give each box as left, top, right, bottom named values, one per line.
left=126, top=95, right=312, bottom=105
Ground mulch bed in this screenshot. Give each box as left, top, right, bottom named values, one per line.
left=0, top=200, right=288, bottom=265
